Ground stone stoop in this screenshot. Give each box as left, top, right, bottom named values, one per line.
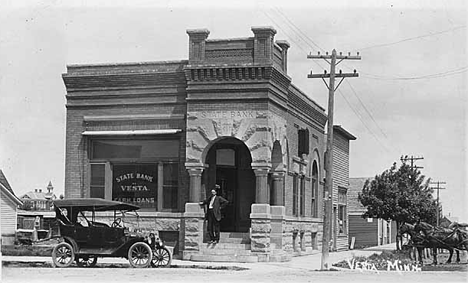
left=190, top=232, right=259, bottom=263
left=268, top=243, right=292, bottom=262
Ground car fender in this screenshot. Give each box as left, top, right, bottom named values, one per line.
left=62, top=236, right=79, bottom=253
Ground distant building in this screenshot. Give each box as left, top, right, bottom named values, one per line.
left=331, top=126, right=356, bottom=251
left=0, top=170, right=22, bottom=245
left=348, top=177, right=397, bottom=249
left=20, top=181, right=57, bottom=211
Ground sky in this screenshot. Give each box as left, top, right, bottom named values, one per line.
left=0, top=0, right=466, bottom=221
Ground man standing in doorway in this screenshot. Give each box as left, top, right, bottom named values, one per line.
left=199, top=185, right=229, bottom=243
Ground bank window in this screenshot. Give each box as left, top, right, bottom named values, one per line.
left=298, top=128, right=309, bottom=156
left=90, top=163, right=105, bottom=198
left=90, top=138, right=180, bottom=211
left=163, top=163, right=178, bottom=210
left=292, top=174, right=298, bottom=216
left=338, top=188, right=347, bottom=235
left=311, top=161, right=318, bottom=217
left=300, top=177, right=305, bottom=216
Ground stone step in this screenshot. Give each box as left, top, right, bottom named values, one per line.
left=219, top=232, right=249, bottom=239
left=190, top=254, right=258, bottom=263
left=199, top=249, right=253, bottom=256
left=218, top=232, right=250, bottom=244
left=199, top=243, right=251, bottom=250
left=269, top=253, right=292, bottom=262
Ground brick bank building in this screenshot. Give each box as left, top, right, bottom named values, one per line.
left=62, top=27, right=355, bottom=262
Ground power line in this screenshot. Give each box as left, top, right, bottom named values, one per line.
left=362, top=66, right=468, bottom=81
left=261, top=10, right=326, bottom=71
left=337, top=88, right=393, bottom=155
left=264, top=8, right=395, bottom=155
left=273, top=7, right=325, bottom=52
left=429, top=181, right=446, bottom=226
left=307, top=50, right=361, bottom=270
left=345, top=81, right=389, bottom=139
left=357, top=25, right=466, bottom=51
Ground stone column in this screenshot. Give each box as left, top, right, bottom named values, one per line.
left=250, top=203, right=271, bottom=262
left=253, top=167, right=270, bottom=204
left=271, top=171, right=285, bottom=206
left=181, top=203, right=205, bottom=260
left=270, top=206, right=285, bottom=250
left=187, top=166, right=204, bottom=202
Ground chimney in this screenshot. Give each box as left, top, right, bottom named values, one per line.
left=186, top=29, right=210, bottom=64
left=35, top=188, right=38, bottom=192
left=251, top=26, right=277, bottom=64
left=276, top=40, right=290, bottom=73
left=39, top=189, right=42, bottom=193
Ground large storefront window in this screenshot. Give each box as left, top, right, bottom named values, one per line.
left=90, top=164, right=105, bottom=198
left=89, top=138, right=180, bottom=211
left=113, top=164, right=157, bottom=209
left=163, top=163, right=178, bottom=209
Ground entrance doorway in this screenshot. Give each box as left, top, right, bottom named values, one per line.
left=204, top=138, right=255, bottom=232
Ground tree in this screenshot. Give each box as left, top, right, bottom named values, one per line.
left=358, top=162, right=438, bottom=249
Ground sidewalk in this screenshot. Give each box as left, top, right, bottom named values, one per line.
left=1, top=243, right=396, bottom=271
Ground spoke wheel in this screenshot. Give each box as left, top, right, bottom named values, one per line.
left=76, top=255, right=98, bottom=267
left=151, top=246, right=172, bottom=267
left=52, top=242, right=75, bottom=268
left=128, top=242, right=152, bottom=268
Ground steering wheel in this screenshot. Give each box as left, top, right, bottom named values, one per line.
left=111, top=218, right=122, bottom=228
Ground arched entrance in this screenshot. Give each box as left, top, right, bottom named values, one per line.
left=203, top=137, right=255, bottom=232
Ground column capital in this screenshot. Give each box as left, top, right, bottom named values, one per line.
left=271, top=170, right=286, bottom=180
left=187, top=167, right=204, bottom=177
left=253, top=167, right=270, bottom=177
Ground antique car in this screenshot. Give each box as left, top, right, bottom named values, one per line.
left=51, top=198, right=172, bottom=268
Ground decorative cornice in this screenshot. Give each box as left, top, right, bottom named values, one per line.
left=184, top=65, right=274, bottom=82
left=63, top=71, right=187, bottom=90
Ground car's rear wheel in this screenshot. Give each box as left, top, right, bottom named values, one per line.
left=52, top=242, right=75, bottom=268
left=151, top=246, right=172, bottom=267
left=128, top=242, right=152, bottom=268
left=76, top=255, right=98, bottom=267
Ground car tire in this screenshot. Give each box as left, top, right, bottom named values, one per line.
left=128, top=242, right=153, bottom=268
left=76, top=255, right=98, bottom=267
left=52, top=242, right=75, bottom=268
left=151, top=246, right=172, bottom=267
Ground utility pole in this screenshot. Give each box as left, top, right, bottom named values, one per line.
left=307, top=49, right=360, bottom=270
left=430, top=181, right=446, bottom=226
left=400, top=155, right=424, bottom=170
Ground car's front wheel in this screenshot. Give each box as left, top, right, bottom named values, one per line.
left=52, top=242, right=75, bottom=268
left=151, top=246, right=172, bottom=267
left=128, top=242, right=153, bottom=268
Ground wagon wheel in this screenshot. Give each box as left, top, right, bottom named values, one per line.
left=128, top=242, right=153, bottom=268
left=151, top=246, right=172, bottom=267
left=52, top=242, right=75, bottom=268
left=76, top=255, right=98, bottom=267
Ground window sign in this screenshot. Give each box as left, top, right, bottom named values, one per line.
left=112, top=164, right=157, bottom=209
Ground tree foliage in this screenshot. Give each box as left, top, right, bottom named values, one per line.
left=358, top=162, right=438, bottom=225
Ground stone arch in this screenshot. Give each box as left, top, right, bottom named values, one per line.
left=310, top=149, right=321, bottom=178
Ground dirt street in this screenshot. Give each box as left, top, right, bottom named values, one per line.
left=2, top=264, right=467, bottom=283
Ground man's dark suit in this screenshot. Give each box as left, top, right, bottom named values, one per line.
left=201, top=195, right=228, bottom=242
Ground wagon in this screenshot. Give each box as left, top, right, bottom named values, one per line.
left=51, top=198, right=172, bottom=268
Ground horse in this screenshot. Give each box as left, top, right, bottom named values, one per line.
left=397, top=222, right=426, bottom=264
left=414, top=221, right=466, bottom=265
